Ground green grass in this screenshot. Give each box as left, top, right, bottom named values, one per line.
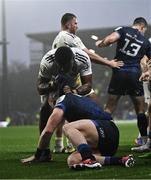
left=0, top=123, right=151, bottom=179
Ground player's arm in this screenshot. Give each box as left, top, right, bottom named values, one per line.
left=76, top=35, right=123, bottom=68
left=37, top=76, right=58, bottom=95
left=83, top=47, right=123, bottom=68
left=139, top=57, right=151, bottom=82
left=38, top=108, right=65, bottom=149
left=140, top=55, right=149, bottom=73
left=140, top=40, right=151, bottom=81
left=95, top=31, right=120, bottom=48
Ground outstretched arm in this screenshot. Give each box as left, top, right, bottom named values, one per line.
left=95, top=32, right=120, bottom=48
left=83, top=47, right=123, bottom=68
left=38, top=108, right=64, bottom=149
left=21, top=108, right=64, bottom=164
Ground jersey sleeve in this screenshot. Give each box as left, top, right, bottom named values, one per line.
left=55, top=93, right=73, bottom=113
left=38, top=50, right=55, bottom=79
left=55, top=95, right=66, bottom=112
left=80, top=55, right=92, bottom=76
left=74, top=36, right=86, bottom=49
left=114, top=26, right=124, bottom=38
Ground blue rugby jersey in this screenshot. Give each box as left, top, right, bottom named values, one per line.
left=114, top=26, right=151, bottom=71
left=55, top=93, right=112, bottom=122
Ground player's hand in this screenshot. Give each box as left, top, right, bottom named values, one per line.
left=139, top=71, right=149, bottom=81
left=109, top=59, right=124, bottom=68
left=95, top=40, right=103, bottom=47
left=63, top=85, right=72, bottom=94
left=21, top=155, right=37, bottom=164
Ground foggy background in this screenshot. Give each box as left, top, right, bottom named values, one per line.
left=0, top=0, right=151, bottom=65
left=0, top=0, right=151, bottom=124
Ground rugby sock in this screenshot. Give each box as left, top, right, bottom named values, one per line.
left=104, top=156, right=122, bottom=165
left=35, top=148, right=51, bottom=161
left=55, top=137, right=64, bottom=148
left=77, top=144, right=96, bottom=161
left=137, top=113, right=148, bottom=136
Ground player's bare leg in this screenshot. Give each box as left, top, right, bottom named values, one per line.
left=104, top=94, right=121, bottom=114
left=63, top=119, right=102, bottom=169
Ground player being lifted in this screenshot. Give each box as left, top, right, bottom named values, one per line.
left=96, top=17, right=151, bottom=148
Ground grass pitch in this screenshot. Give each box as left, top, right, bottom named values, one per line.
left=0, top=122, right=151, bottom=179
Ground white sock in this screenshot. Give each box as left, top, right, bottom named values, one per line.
left=55, top=137, right=64, bottom=148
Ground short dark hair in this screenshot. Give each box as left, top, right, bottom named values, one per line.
left=61, top=13, right=76, bottom=26
left=133, top=17, right=148, bottom=27
left=55, top=46, right=74, bottom=73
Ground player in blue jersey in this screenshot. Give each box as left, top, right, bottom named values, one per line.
left=21, top=86, right=135, bottom=168
left=96, top=17, right=151, bottom=147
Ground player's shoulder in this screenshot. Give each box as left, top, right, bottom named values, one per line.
left=41, top=49, right=56, bottom=64
left=114, top=26, right=131, bottom=32
left=71, top=47, right=89, bottom=58
left=59, top=31, right=76, bottom=38
left=43, top=48, right=56, bottom=58
left=114, top=26, right=124, bottom=31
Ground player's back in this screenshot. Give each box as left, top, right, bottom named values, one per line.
left=38, top=48, right=58, bottom=79
left=55, top=93, right=112, bottom=122
left=115, top=26, right=150, bottom=70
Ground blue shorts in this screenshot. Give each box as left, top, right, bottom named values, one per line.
left=91, top=119, right=119, bottom=156
left=108, top=69, right=144, bottom=96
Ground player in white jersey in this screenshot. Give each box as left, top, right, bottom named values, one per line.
left=37, top=46, right=96, bottom=150
left=52, top=31, right=86, bottom=50
left=39, top=48, right=91, bottom=82
left=52, top=13, right=124, bottom=68
left=51, top=13, right=124, bottom=152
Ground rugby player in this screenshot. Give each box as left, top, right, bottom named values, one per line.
left=21, top=87, right=135, bottom=169
left=50, top=12, right=124, bottom=153
left=96, top=17, right=151, bottom=147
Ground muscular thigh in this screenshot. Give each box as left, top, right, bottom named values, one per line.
left=67, top=120, right=99, bottom=149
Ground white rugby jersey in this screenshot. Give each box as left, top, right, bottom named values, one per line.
left=52, top=31, right=86, bottom=50
left=38, top=47, right=92, bottom=83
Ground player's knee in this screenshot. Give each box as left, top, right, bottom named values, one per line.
left=62, top=124, right=71, bottom=137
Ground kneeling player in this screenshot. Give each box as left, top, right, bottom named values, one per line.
left=21, top=89, right=135, bottom=168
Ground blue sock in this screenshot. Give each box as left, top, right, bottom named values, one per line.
left=137, top=113, right=148, bottom=136
left=104, top=156, right=122, bottom=165
left=77, top=144, right=95, bottom=161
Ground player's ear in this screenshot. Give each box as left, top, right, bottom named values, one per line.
left=65, top=22, right=70, bottom=29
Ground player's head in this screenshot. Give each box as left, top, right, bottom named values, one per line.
left=55, top=46, right=74, bottom=73
left=61, top=13, right=78, bottom=34
left=133, top=17, right=148, bottom=33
